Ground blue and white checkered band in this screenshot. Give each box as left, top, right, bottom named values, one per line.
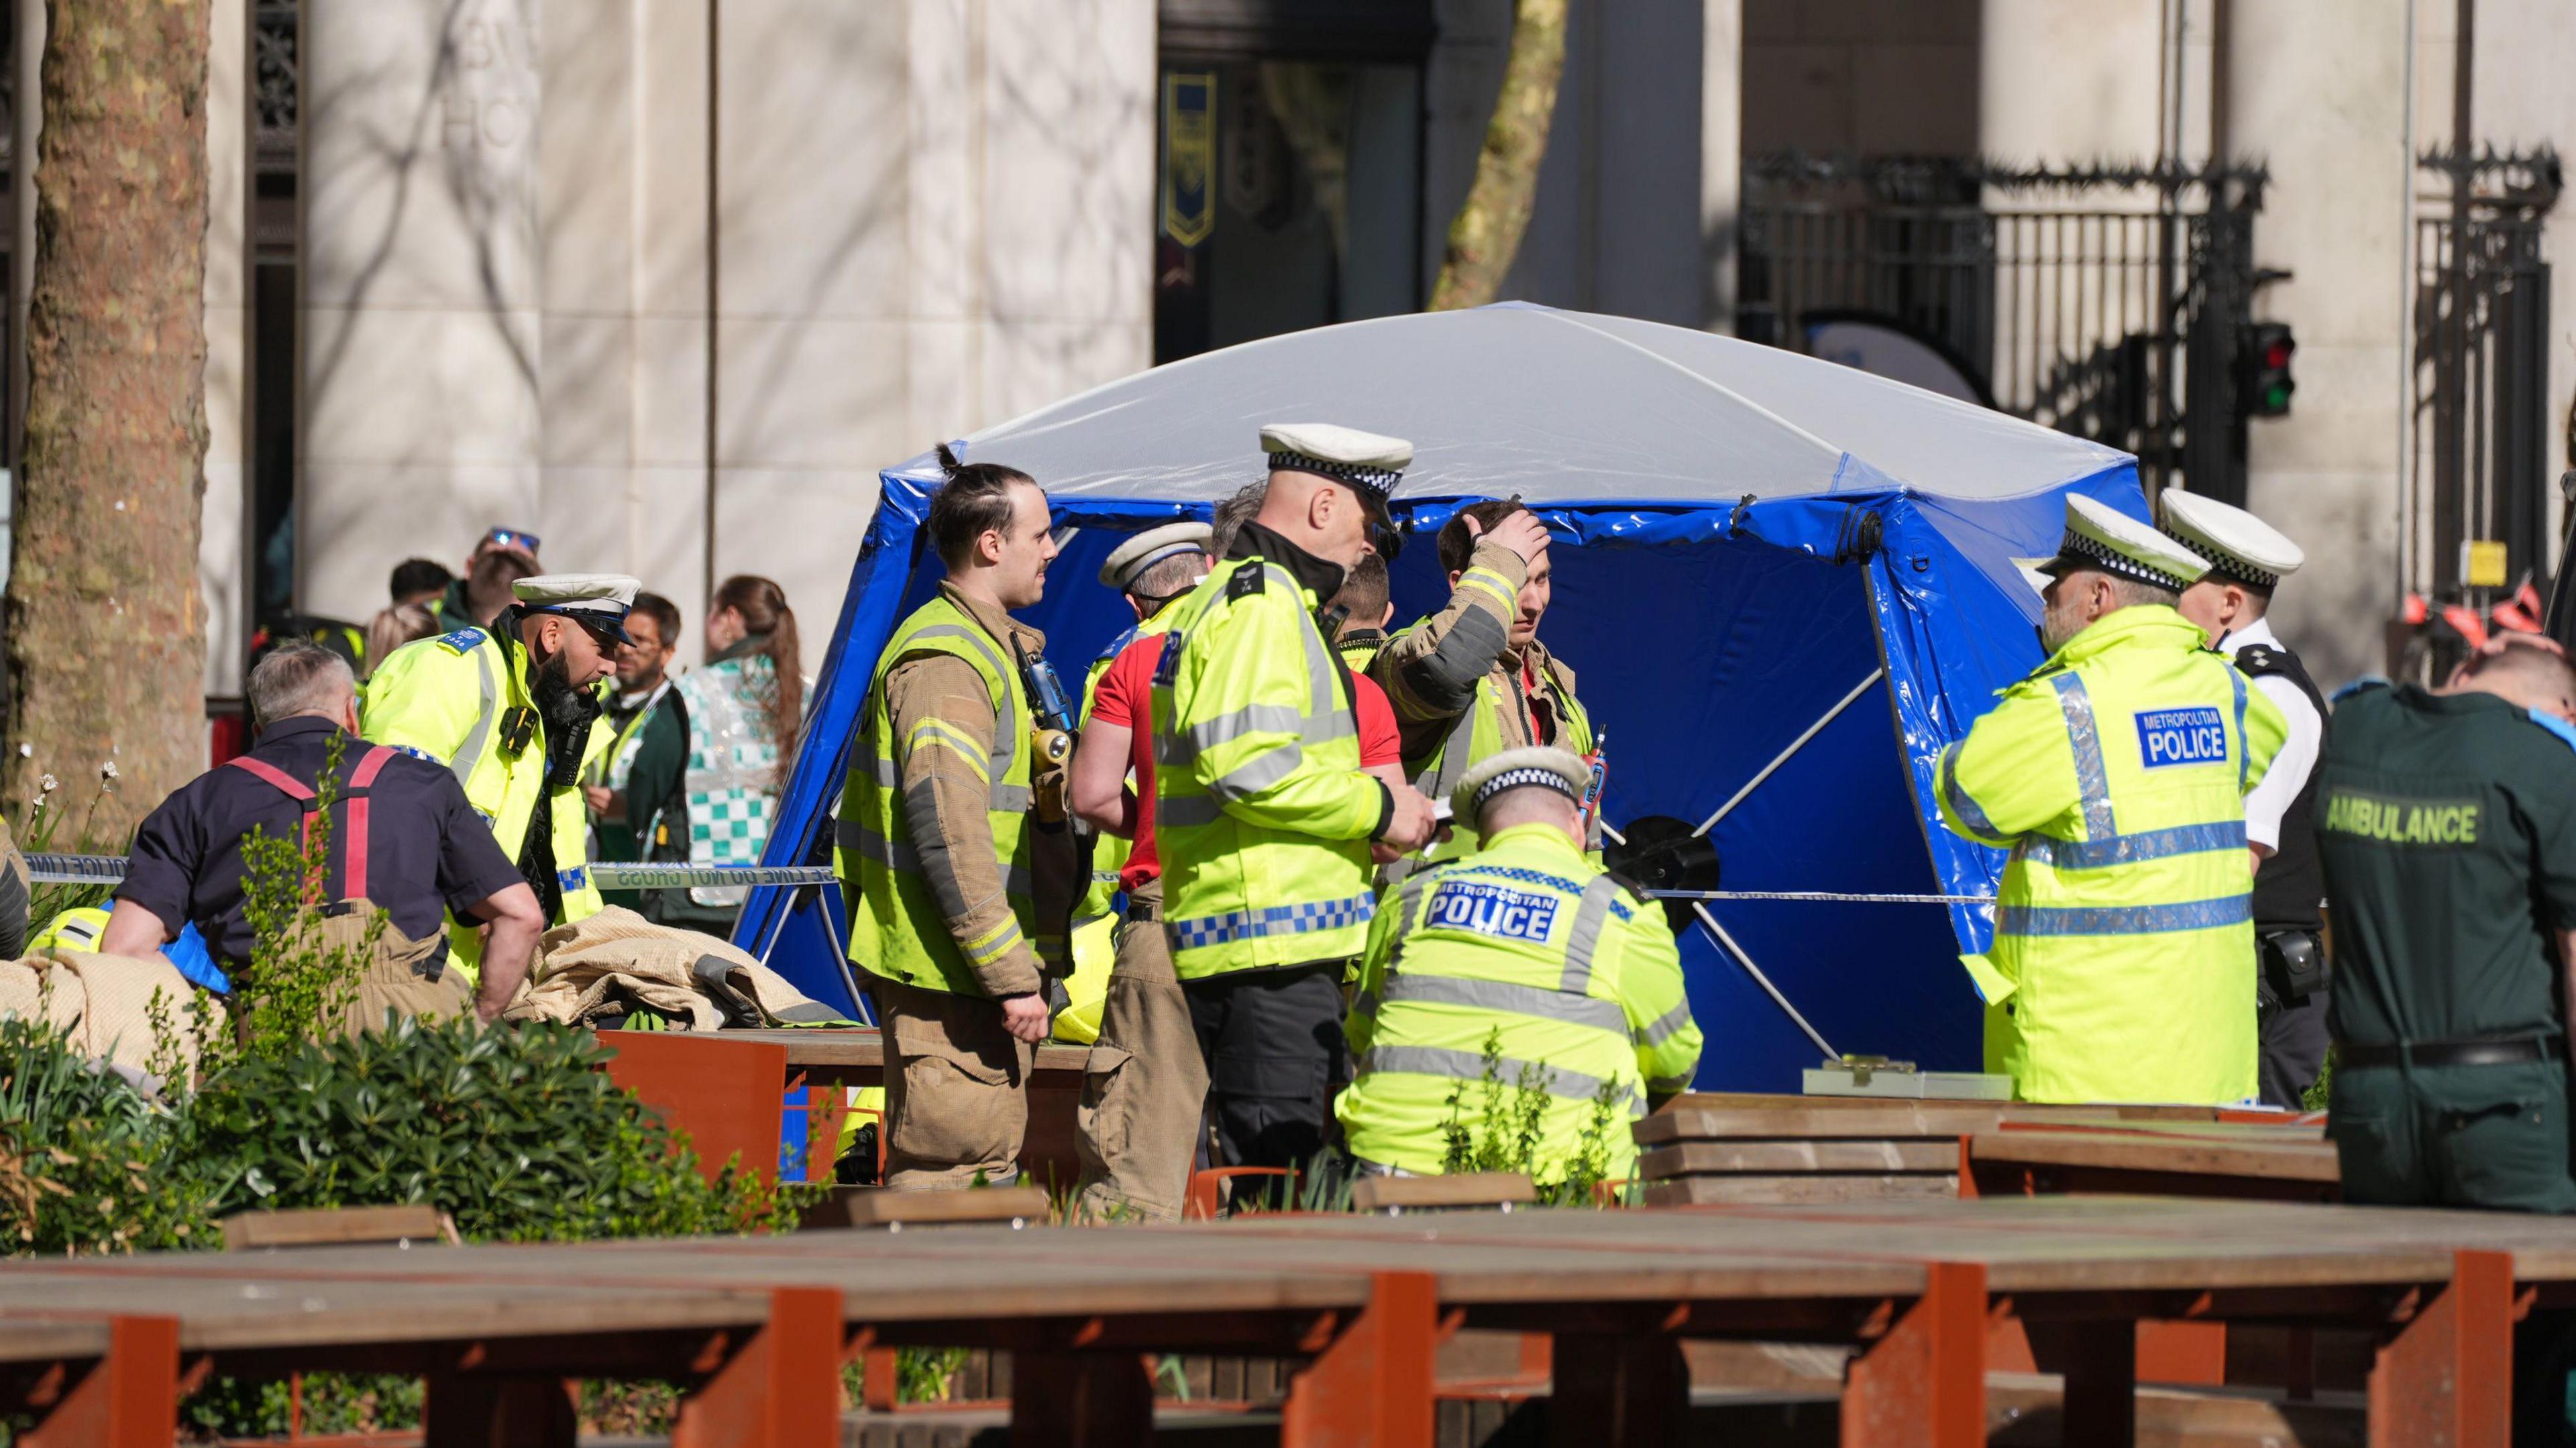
left=1470, top=766, right=1581, bottom=815
left=1267, top=450, right=1403, bottom=499
left=2055, top=529, right=2194, bottom=592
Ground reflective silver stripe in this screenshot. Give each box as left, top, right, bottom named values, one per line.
left=2229, top=667, right=2251, bottom=791
left=907, top=623, right=1020, bottom=785
left=1377, top=972, right=1630, bottom=1036
left=1158, top=795, right=1222, bottom=828
left=1556, top=875, right=1622, bottom=995
left=1162, top=704, right=1355, bottom=767
left=1382, top=871, right=1438, bottom=972
left=832, top=818, right=1033, bottom=897
left=1186, top=702, right=1307, bottom=751
left=989, top=783, right=1033, bottom=812
left=1208, top=744, right=1303, bottom=803
left=449, top=638, right=500, bottom=789
left=1937, top=741, right=2000, bottom=840
left=1417, top=701, right=1479, bottom=802
left=2050, top=672, right=2114, bottom=840
left=864, top=755, right=900, bottom=787
left=2023, top=820, right=2245, bottom=871
left=1633, top=996, right=1696, bottom=1048
left=1283, top=565, right=1339, bottom=722
left=1358, top=1044, right=1640, bottom=1115
left=1994, top=894, right=2251, bottom=937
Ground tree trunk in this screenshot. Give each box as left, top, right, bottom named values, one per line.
left=5, top=0, right=211, bottom=833
left=1427, top=0, right=1570, bottom=312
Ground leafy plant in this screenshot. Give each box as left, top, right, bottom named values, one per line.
left=185, top=1015, right=808, bottom=1242
left=0, top=1010, right=213, bottom=1255
left=218, top=732, right=378, bottom=1063
left=1437, top=1027, right=1627, bottom=1205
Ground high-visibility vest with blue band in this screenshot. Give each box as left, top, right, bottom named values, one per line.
left=1935, top=605, right=2287, bottom=1105
left=835, top=596, right=1049, bottom=997
left=362, top=626, right=607, bottom=977
left=1151, top=557, right=1380, bottom=979
left=1338, top=822, right=1700, bottom=1180
left=1401, top=653, right=1596, bottom=864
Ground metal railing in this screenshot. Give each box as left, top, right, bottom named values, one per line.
left=1740, top=154, right=2267, bottom=502
left=2410, top=146, right=2561, bottom=600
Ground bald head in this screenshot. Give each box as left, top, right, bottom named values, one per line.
left=1252, top=469, right=1375, bottom=569
left=2445, top=637, right=2576, bottom=718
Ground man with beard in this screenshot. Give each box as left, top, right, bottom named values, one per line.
left=433, top=526, right=543, bottom=633
left=1935, top=496, right=2287, bottom=1104
left=364, top=573, right=630, bottom=985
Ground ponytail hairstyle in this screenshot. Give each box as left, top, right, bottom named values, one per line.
left=712, top=573, right=803, bottom=785
left=926, top=443, right=1037, bottom=570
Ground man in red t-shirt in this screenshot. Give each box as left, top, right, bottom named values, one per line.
left=1068, top=522, right=1215, bottom=1219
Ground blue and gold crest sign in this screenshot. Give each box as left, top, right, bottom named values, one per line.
left=1161, top=72, right=1216, bottom=248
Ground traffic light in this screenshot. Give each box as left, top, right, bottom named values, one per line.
left=2239, top=322, right=2296, bottom=419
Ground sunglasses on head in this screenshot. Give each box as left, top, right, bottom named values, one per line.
left=484, top=527, right=542, bottom=555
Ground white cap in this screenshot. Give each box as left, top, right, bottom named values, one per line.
left=1452, top=746, right=1589, bottom=827
left=2159, top=490, right=2305, bottom=588
left=1260, top=423, right=1413, bottom=502
left=2011, top=495, right=2210, bottom=594
left=1097, top=522, right=1213, bottom=592
left=513, top=573, right=641, bottom=642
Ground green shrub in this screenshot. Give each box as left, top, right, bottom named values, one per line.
left=0, top=1011, right=213, bottom=1255
left=185, top=1015, right=807, bottom=1242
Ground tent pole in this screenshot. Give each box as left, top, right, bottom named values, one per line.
left=1692, top=901, right=1839, bottom=1061
left=1692, top=668, right=1886, bottom=836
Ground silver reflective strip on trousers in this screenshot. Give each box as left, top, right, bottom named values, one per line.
left=1556, top=875, right=1623, bottom=995
left=449, top=638, right=500, bottom=789
left=1375, top=971, right=1630, bottom=1036
left=1357, top=1044, right=1644, bottom=1117
left=833, top=817, right=1034, bottom=897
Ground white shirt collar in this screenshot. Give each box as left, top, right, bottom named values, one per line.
left=2216, top=615, right=2279, bottom=657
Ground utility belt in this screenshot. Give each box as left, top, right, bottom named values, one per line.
left=2256, top=928, right=2327, bottom=1011
left=2340, top=1034, right=2565, bottom=1071
left=1124, top=895, right=1163, bottom=924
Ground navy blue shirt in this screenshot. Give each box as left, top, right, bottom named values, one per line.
left=117, top=716, right=524, bottom=964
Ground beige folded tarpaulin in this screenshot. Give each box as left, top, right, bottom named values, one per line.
left=0, top=950, right=223, bottom=1076
left=504, top=905, right=846, bottom=1030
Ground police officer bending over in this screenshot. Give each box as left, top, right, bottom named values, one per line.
left=102, top=643, right=545, bottom=1027
left=1340, top=747, right=1700, bottom=1182
left=1939, top=496, right=2286, bottom=1105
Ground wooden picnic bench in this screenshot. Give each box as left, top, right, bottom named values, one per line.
left=1, top=1194, right=2567, bottom=1447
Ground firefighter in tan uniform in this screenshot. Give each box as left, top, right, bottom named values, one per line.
left=835, top=446, right=1079, bottom=1188
left=1370, top=499, right=1595, bottom=867
left=1068, top=522, right=1215, bottom=1219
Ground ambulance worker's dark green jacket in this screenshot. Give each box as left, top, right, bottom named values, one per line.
left=2315, top=681, right=2576, bottom=1213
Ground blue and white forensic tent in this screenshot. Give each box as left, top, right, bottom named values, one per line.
left=735, top=302, right=2151, bottom=1091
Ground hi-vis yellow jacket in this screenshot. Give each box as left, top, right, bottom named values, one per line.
left=1150, top=549, right=1381, bottom=979
left=1338, top=822, right=1699, bottom=1181
left=362, top=625, right=608, bottom=976
left=1935, top=605, right=2286, bottom=1105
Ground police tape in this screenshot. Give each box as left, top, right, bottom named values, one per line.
left=23, top=853, right=1986, bottom=905
left=1642, top=889, right=1998, bottom=905
left=24, top=854, right=840, bottom=891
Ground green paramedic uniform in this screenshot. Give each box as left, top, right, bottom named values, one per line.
left=2315, top=681, right=2576, bottom=1213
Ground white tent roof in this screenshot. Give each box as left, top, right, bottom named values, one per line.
left=920, top=304, right=2129, bottom=506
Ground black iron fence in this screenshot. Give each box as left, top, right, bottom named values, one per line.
left=1739, top=156, right=2267, bottom=502
left=2411, top=146, right=2560, bottom=600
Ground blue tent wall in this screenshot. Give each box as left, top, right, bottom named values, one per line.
left=737, top=459, right=2152, bottom=1088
